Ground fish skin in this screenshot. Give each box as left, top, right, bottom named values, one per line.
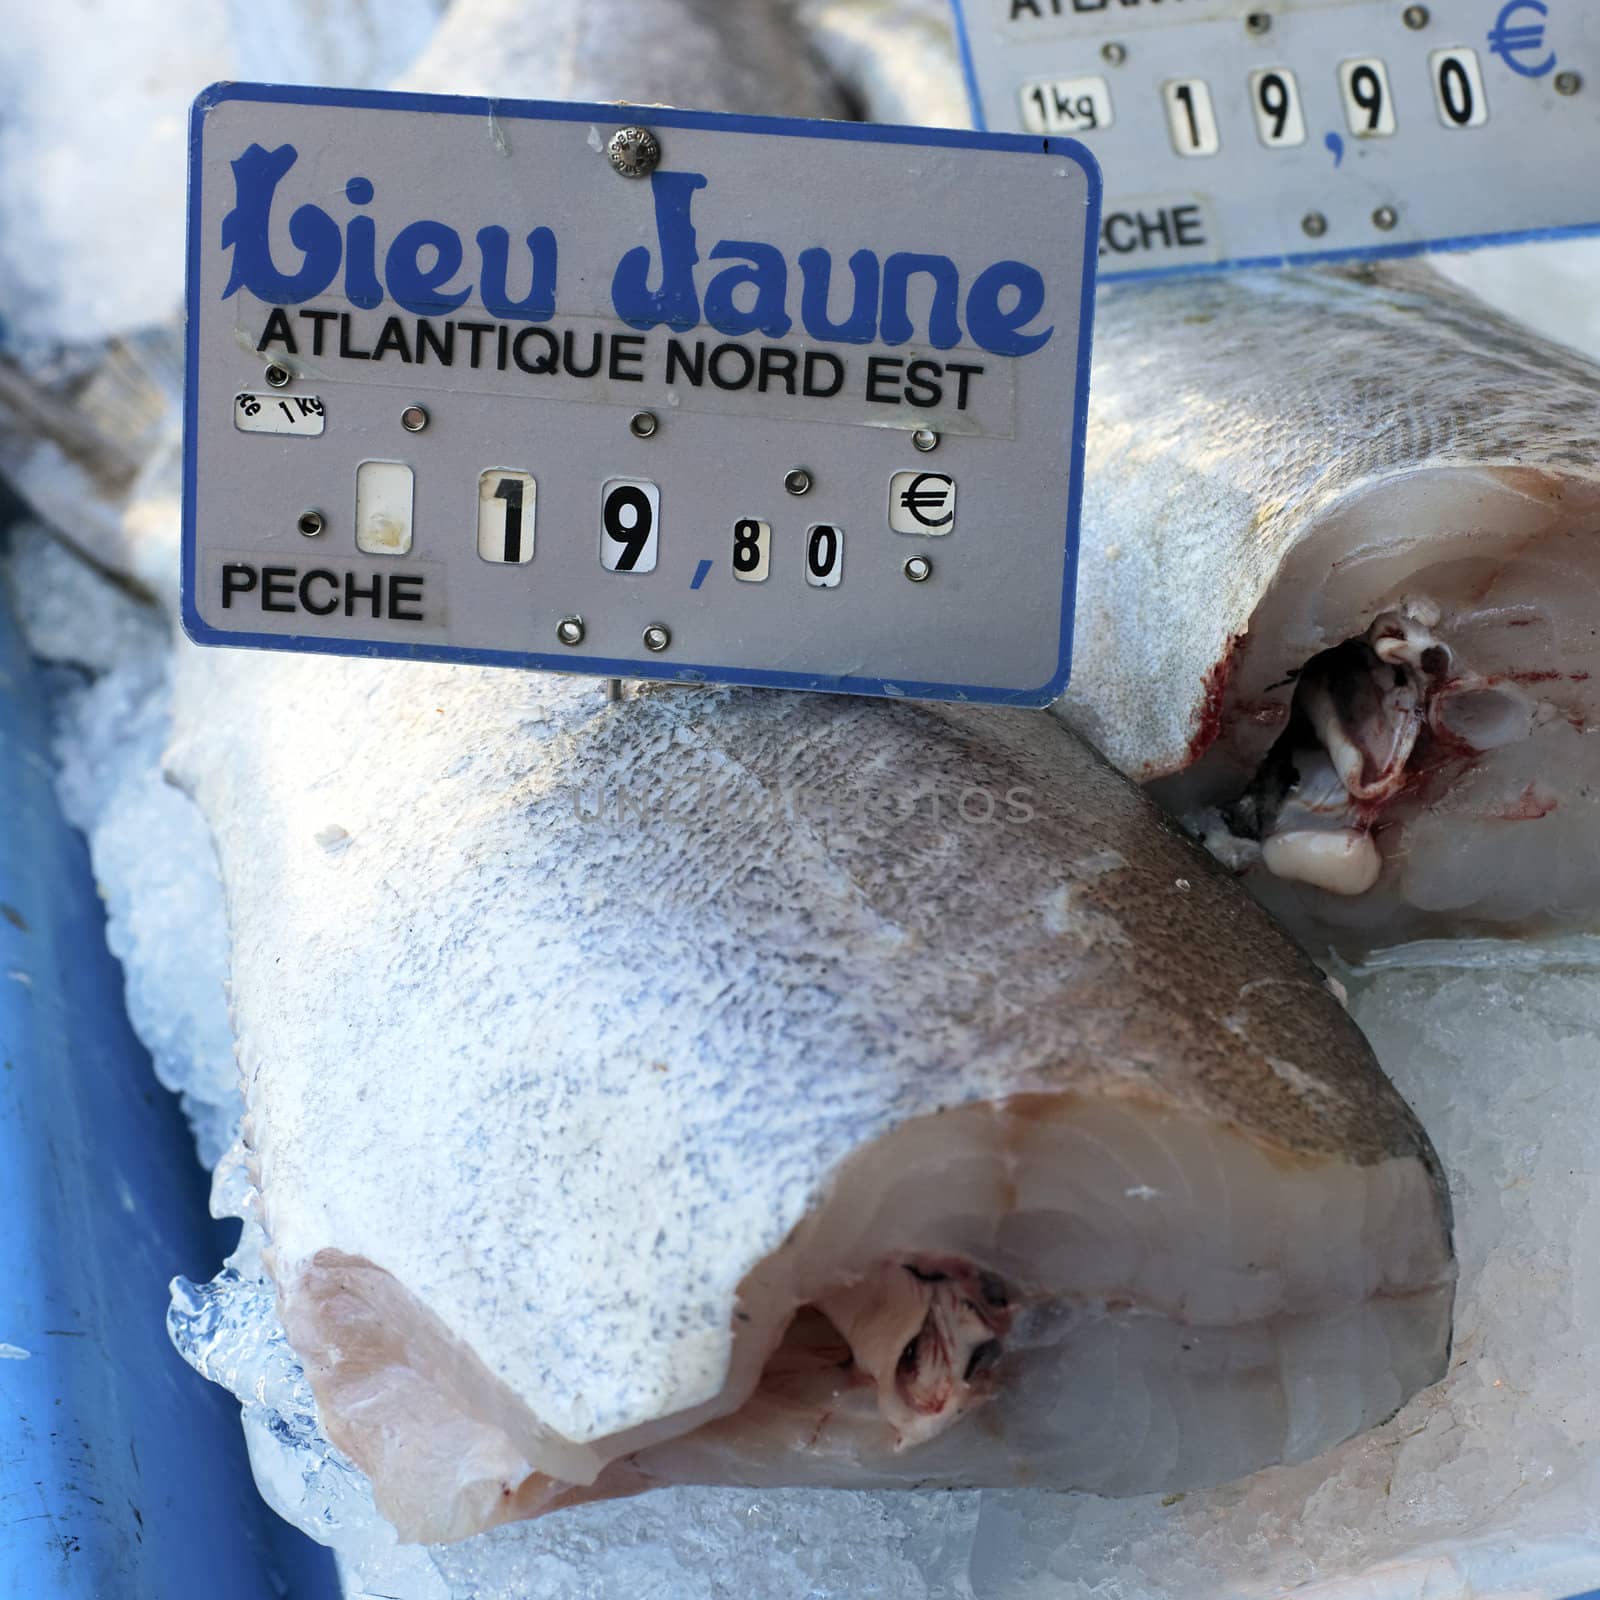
left=394, top=0, right=846, bottom=117
left=163, top=644, right=1452, bottom=1535
left=1055, top=263, right=1600, bottom=787
left=784, top=0, right=970, bottom=128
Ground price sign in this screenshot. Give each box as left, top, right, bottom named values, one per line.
left=951, top=0, right=1600, bottom=279
left=182, top=85, right=1100, bottom=707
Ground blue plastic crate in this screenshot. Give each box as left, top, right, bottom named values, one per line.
left=0, top=568, right=339, bottom=1600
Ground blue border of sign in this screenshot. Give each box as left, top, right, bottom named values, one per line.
left=945, top=0, right=1600, bottom=282
left=182, top=83, right=1102, bottom=709
left=950, top=0, right=992, bottom=133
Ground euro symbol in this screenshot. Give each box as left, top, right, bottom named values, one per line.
left=1487, top=0, right=1556, bottom=78
left=899, top=473, right=954, bottom=529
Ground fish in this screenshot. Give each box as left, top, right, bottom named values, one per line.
left=1056, top=265, right=1600, bottom=941
left=807, top=4, right=1600, bottom=940
left=163, top=647, right=1455, bottom=1542
left=784, top=0, right=970, bottom=129
left=393, top=0, right=846, bottom=116
left=1, top=0, right=1452, bottom=1546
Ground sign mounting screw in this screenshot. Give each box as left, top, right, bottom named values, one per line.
left=911, top=428, right=939, bottom=453
left=264, top=364, right=291, bottom=388
left=1402, top=4, right=1428, bottom=28
left=1100, top=41, right=1126, bottom=65
left=557, top=616, right=585, bottom=646
left=297, top=510, right=324, bottom=538
left=784, top=467, right=812, bottom=496
left=1244, top=11, right=1271, bottom=35
left=1555, top=71, right=1582, bottom=96
left=904, top=556, right=933, bottom=583
left=629, top=410, right=658, bottom=438
left=608, top=126, right=661, bottom=178
left=1301, top=211, right=1328, bottom=237
left=1372, top=205, right=1399, bottom=231
left=643, top=623, right=672, bottom=652
left=401, top=404, right=429, bottom=432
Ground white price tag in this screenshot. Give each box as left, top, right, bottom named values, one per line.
left=951, top=0, right=1600, bottom=280
left=1431, top=48, right=1488, bottom=129
left=1163, top=78, right=1221, bottom=157
left=804, top=525, right=844, bottom=588
left=888, top=472, right=957, bottom=536
left=355, top=462, right=414, bottom=556
left=1249, top=68, right=1307, bottom=149
left=478, top=470, right=536, bottom=564
left=184, top=88, right=1098, bottom=705
left=1338, top=57, right=1397, bottom=138
left=730, top=519, right=771, bottom=583
left=599, top=479, right=660, bottom=574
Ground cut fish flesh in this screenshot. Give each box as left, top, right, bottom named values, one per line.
left=1057, top=266, right=1600, bottom=940
left=165, top=650, right=1454, bottom=1541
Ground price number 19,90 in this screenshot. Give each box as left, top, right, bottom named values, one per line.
left=1143, top=48, right=1492, bottom=157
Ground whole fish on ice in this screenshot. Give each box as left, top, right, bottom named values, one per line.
left=817, top=5, right=1600, bottom=941
left=1060, top=265, right=1600, bottom=940
left=165, top=647, right=1454, bottom=1542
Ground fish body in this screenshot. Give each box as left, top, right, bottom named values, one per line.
left=395, top=0, right=845, bottom=115
left=165, top=647, right=1453, bottom=1540
left=785, top=0, right=970, bottom=128
left=808, top=3, right=1600, bottom=940
left=1058, top=266, right=1600, bottom=937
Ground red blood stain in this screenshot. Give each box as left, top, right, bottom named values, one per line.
left=804, top=1409, right=836, bottom=1449
left=1240, top=700, right=1290, bottom=728
left=1379, top=721, right=1481, bottom=818
left=1188, top=635, right=1246, bottom=764
left=1493, top=784, right=1559, bottom=822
